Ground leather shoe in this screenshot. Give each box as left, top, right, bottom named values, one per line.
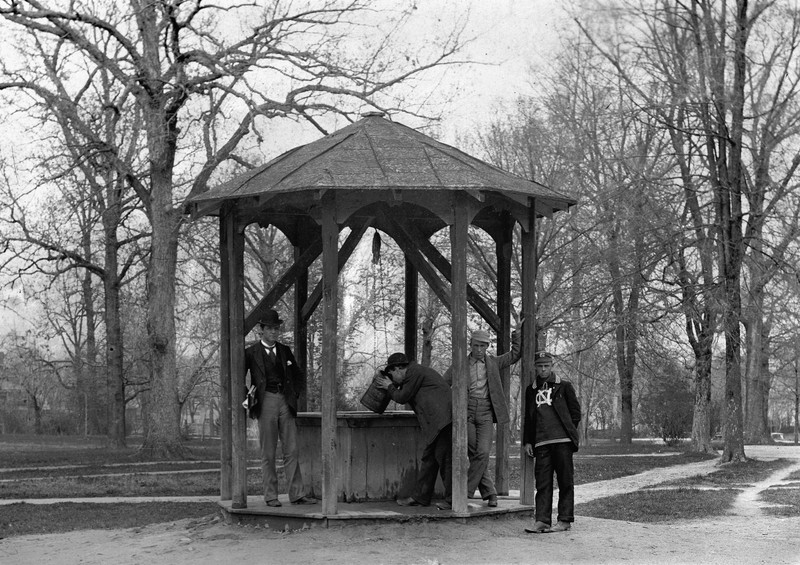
left=266, top=499, right=282, bottom=507
left=291, top=496, right=318, bottom=505
left=524, top=521, right=551, bottom=534
left=396, top=496, right=424, bottom=507
left=487, top=495, right=498, bottom=507
left=550, top=521, right=571, bottom=532
left=435, top=500, right=452, bottom=510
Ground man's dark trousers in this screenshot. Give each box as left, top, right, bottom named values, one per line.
left=413, top=423, right=453, bottom=505
left=534, top=442, right=575, bottom=524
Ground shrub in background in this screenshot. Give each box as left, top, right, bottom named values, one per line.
left=639, top=366, right=694, bottom=446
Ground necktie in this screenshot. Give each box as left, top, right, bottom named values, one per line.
left=266, top=346, right=276, bottom=362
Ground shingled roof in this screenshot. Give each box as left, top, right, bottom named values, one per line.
left=186, top=113, right=576, bottom=218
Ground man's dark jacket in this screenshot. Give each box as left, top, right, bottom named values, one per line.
left=386, top=362, right=452, bottom=447
left=522, top=374, right=582, bottom=452
left=244, top=341, right=303, bottom=418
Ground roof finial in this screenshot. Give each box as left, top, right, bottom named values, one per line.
left=362, top=110, right=385, bottom=118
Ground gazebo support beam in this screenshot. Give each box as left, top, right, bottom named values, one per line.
left=219, top=210, right=232, bottom=501
left=388, top=216, right=501, bottom=332
left=450, top=201, right=470, bottom=515
left=379, top=217, right=452, bottom=311
left=294, top=242, right=310, bottom=412
left=405, top=260, right=418, bottom=361
left=244, top=235, right=323, bottom=333
left=520, top=204, right=538, bottom=505
left=227, top=215, right=248, bottom=509
left=320, top=201, right=340, bottom=516
left=299, top=218, right=372, bottom=323
left=495, top=213, right=514, bottom=495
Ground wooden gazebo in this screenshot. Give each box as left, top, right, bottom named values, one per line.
left=185, top=112, right=575, bottom=518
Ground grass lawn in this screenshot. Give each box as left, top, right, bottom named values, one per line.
left=650, top=457, right=794, bottom=488
left=0, top=502, right=221, bottom=539
left=760, top=488, right=800, bottom=517
left=0, top=434, right=774, bottom=539
left=577, top=488, right=740, bottom=522
left=577, top=455, right=799, bottom=523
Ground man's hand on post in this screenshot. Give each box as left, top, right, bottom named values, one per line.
left=512, top=311, right=525, bottom=333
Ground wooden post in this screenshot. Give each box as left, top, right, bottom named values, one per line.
left=405, top=260, right=418, bottom=361
left=495, top=214, right=514, bottom=495
left=219, top=210, right=232, bottom=501
left=320, top=203, right=339, bottom=515
left=295, top=243, right=309, bottom=412
left=229, top=216, right=248, bottom=508
left=520, top=204, right=537, bottom=505
left=450, top=201, right=469, bottom=514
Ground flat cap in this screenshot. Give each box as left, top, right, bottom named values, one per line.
left=470, top=330, right=491, bottom=344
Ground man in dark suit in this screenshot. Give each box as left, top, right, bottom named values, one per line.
left=375, top=352, right=453, bottom=510
left=443, top=316, right=524, bottom=507
left=244, top=309, right=315, bottom=507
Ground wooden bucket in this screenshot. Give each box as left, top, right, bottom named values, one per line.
left=360, top=376, right=390, bottom=414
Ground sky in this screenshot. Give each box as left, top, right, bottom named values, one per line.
left=251, top=0, right=574, bottom=157
left=434, top=0, right=571, bottom=141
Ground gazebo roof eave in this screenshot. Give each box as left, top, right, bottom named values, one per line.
left=186, top=184, right=576, bottom=221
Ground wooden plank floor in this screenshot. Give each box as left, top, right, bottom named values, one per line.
left=219, top=495, right=535, bottom=529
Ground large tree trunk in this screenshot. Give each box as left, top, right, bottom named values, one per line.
left=690, top=329, right=715, bottom=453
left=717, top=0, right=749, bottom=464
left=141, top=191, right=183, bottom=457
left=137, top=0, right=185, bottom=457
left=139, top=93, right=184, bottom=457
left=720, top=280, right=746, bottom=462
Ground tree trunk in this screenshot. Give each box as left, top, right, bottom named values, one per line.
left=743, top=234, right=774, bottom=444
left=139, top=93, right=185, bottom=457
left=609, top=237, right=638, bottom=445
left=141, top=198, right=184, bottom=458
left=720, top=286, right=746, bottom=462
left=744, top=315, right=772, bottom=443
left=717, top=0, right=749, bottom=464
left=617, top=336, right=634, bottom=444
left=420, top=315, right=434, bottom=367
left=79, top=225, right=102, bottom=436
left=136, top=0, right=185, bottom=457
left=103, top=181, right=127, bottom=448
left=33, top=397, right=43, bottom=435
left=690, top=330, right=715, bottom=453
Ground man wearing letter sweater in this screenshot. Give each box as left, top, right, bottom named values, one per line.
left=522, top=351, right=581, bottom=534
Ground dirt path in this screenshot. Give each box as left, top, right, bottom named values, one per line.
left=2, top=445, right=799, bottom=565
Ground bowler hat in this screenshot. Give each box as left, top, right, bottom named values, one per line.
left=470, top=330, right=491, bottom=344
left=258, top=309, right=284, bottom=328
left=385, top=352, right=410, bottom=371
left=534, top=351, right=553, bottom=364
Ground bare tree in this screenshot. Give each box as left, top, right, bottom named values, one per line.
left=574, top=0, right=800, bottom=462
left=0, top=0, right=470, bottom=457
